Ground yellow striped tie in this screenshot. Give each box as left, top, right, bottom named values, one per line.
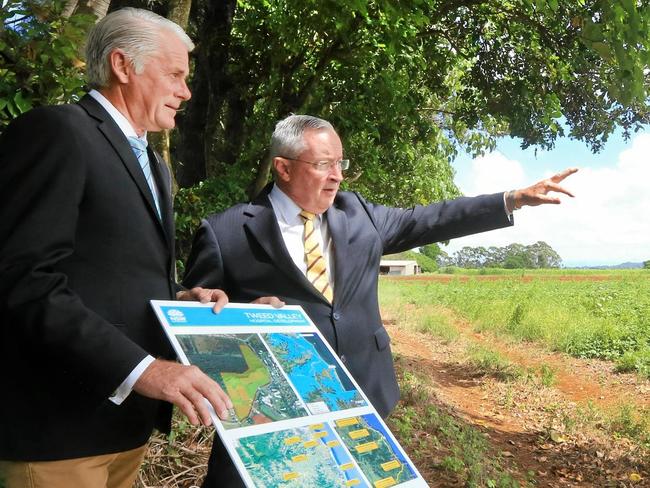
left=299, top=210, right=333, bottom=303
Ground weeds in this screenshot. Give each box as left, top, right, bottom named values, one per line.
left=615, top=347, right=650, bottom=379
left=466, top=344, right=523, bottom=382
left=136, top=411, right=213, bottom=488
left=389, top=366, right=528, bottom=487
left=538, top=364, right=557, bottom=387
left=416, top=309, right=460, bottom=343
left=608, top=404, right=650, bottom=449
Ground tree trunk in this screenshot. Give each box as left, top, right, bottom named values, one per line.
left=168, top=0, right=192, bottom=29
left=175, top=0, right=237, bottom=187
left=75, top=0, right=111, bottom=20
left=175, top=0, right=237, bottom=188
left=249, top=149, right=272, bottom=199
left=176, top=0, right=238, bottom=188
left=62, top=0, right=79, bottom=18
left=147, top=0, right=193, bottom=193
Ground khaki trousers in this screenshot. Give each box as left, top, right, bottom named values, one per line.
left=0, top=444, right=147, bottom=488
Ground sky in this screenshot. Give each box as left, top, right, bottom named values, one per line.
left=444, top=129, right=650, bottom=267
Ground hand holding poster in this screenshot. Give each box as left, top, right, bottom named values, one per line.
left=151, top=300, right=428, bottom=488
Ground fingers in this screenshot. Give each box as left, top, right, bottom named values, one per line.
left=200, top=381, right=233, bottom=421
left=177, top=287, right=230, bottom=313
left=133, top=359, right=233, bottom=426
left=550, top=167, right=578, bottom=183
left=174, top=392, right=202, bottom=426
left=176, top=288, right=210, bottom=302
left=187, top=287, right=214, bottom=303
left=516, top=168, right=577, bottom=208
left=544, top=181, right=574, bottom=198
left=533, top=194, right=561, bottom=205
left=209, top=289, right=229, bottom=313
left=252, top=296, right=286, bottom=308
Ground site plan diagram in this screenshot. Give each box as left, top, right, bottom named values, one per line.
left=152, top=301, right=428, bottom=488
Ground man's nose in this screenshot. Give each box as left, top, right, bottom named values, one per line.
left=329, top=164, right=343, bottom=182
left=178, top=78, right=191, bottom=101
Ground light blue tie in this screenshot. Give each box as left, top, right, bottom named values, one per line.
left=128, top=136, right=161, bottom=218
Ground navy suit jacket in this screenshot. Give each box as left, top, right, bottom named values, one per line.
left=183, top=184, right=512, bottom=417
left=0, top=95, right=177, bottom=460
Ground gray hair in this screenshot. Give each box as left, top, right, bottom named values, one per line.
left=85, top=8, right=194, bottom=89
left=270, top=114, right=335, bottom=160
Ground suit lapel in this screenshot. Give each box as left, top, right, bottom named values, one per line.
left=326, top=203, right=350, bottom=303
left=78, top=95, right=168, bottom=238
left=244, top=191, right=325, bottom=299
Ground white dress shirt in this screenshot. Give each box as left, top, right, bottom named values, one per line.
left=268, top=184, right=336, bottom=289
left=88, top=90, right=156, bottom=405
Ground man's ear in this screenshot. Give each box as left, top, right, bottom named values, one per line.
left=273, top=157, right=291, bottom=182
left=108, top=49, right=132, bottom=84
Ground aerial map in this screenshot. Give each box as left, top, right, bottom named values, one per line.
left=154, top=302, right=426, bottom=487
left=177, top=333, right=308, bottom=429
left=236, top=422, right=369, bottom=487
left=334, top=414, right=417, bottom=487
left=264, top=332, right=367, bottom=414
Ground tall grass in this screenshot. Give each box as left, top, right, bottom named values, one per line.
left=379, top=271, right=650, bottom=377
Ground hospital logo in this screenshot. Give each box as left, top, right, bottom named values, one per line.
left=166, top=309, right=187, bottom=323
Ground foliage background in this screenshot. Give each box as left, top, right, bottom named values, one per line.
left=2, top=0, right=650, bottom=262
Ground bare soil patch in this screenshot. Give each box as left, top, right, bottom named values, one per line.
left=384, top=311, right=650, bottom=487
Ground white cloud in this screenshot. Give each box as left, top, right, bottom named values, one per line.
left=458, top=151, right=527, bottom=195
left=445, top=135, right=650, bottom=266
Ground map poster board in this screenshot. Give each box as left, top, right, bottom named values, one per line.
left=151, top=300, right=428, bottom=488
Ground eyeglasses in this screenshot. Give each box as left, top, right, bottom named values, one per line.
left=283, top=157, right=350, bottom=172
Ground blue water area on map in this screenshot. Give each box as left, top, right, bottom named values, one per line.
left=265, top=333, right=366, bottom=412
left=302, top=334, right=357, bottom=392
left=362, top=413, right=416, bottom=477
left=317, top=424, right=368, bottom=487
left=160, top=305, right=309, bottom=327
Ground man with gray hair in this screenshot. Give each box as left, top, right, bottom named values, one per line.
left=183, top=113, right=576, bottom=487
left=0, top=8, right=232, bottom=488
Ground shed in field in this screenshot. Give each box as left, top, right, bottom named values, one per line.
left=379, top=259, right=420, bottom=276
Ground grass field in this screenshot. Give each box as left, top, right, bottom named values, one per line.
left=379, top=269, right=649, bottom=486
left=379, top=269, right=650, bottom=377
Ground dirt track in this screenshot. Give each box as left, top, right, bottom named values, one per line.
left=384, top=310, right=650, bottom=487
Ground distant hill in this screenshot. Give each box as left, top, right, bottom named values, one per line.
left=573, top=262, right=643, bottom=270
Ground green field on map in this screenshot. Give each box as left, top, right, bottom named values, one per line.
left=177, top=334, right=307, bottom=428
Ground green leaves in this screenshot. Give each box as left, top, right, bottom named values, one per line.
left=4, top=0, right=649, bottom=216
left=0, top=0, right=93, bottom=130
left=13, top=90, right=31, bottom=114
left=179, top=0, right=650, bottom=211
left=575, top=1, right=650, bottom=108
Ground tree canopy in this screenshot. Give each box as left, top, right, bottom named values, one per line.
left=0, top=2, right=92, bottom=128
left=440, top=241, right=563, bottom=268
left=2, top=0, right=650, bottom=260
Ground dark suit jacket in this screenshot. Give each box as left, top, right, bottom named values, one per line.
left=183, top=184, right=512, bottom=417
left=0, top=95, right=177, bottom=461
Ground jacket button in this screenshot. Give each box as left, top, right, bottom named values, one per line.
left=332, top=312, right=340, bottom=320
left=340, top=354, right=346, bottom=363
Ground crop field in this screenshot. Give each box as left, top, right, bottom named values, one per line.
left=377, top=269, right=650, bottom=486
left=379, top=269, right=650, bottom=377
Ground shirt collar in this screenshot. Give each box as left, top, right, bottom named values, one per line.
left=88, top=89, right=146, bottom=143
left=269, top=184, right=322, bottom=225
